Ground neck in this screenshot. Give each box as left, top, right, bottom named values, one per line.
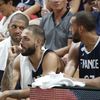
left=82, top=31, right=99, bottom=52
left=29, top=48, right=43, bottom=70
left=11, top=39, right=19, bottom=46
left=53, top=7, right=67, bottom=24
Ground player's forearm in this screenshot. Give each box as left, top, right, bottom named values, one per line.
left=55, top=45, right=71, bottom=57
left=4, top=88, right=30, bottom=99
left=76, top=77, right=100, bottom=88
left=1, top=59, right=14, bottom=91
left=64, top=59, right=78, bottom=77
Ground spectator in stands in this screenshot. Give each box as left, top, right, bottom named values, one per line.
left=0, top=12, right=29, bottom=87
left=40, top=0, right=80, bottom=51
left=0, top=25, right=64, bottom=99
left=77, top=0, right=100, bottom=35
left=92, top=0, right=100, bottom=35
left=16, top=0, right=35, bottom=11
left=0, top=0, right=16, bottom=38
left=64, top=11, right=100, bottom=88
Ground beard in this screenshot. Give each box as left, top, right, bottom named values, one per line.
left=72, top=32, right=81, bottom=43
left=21, top=46, right=35, bottom=56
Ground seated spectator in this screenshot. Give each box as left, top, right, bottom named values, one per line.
left=92, top=0, right=100, bottom=35
left=84, top=0, right=100, bottom=35
left=0, top=0, right=16, bottom=38
left=40, top=0, right=80, bottom=50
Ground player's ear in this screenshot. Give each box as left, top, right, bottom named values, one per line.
left=35, top=37, right=42, bottom=47
left=79, top=25, right=84, bottom=33
left=37, top=38, right=43, bottom=46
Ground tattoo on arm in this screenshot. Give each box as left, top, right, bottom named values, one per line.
left=1, top=59, right=14, bottom=91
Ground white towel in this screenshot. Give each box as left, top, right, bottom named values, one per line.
left=0, top=37, right=12, bottom=71
left=32, top=72, right=85, bottom=89
left=20, top=55, right=33, bottom=89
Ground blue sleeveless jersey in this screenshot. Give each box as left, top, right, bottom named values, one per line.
left=79, top=39, right=100, bottom=79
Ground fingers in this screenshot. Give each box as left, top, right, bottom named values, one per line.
left=10, top=45, right=22, bottom=54
left=8, top=45, right=22, bottom=60
left=62, top=54, right=68, bottom=65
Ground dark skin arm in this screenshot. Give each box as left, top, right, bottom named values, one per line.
left=55, top=44, right=71, bottom=57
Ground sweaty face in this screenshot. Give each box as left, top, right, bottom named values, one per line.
left=49, top=0, right=67, bottom=11
left=70, top=17, right=81, bottom=43
left=20, top=29, right=36, bottom=56
left=8, top=19, right=26, bottom=43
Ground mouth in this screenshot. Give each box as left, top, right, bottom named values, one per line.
left=20, top=44, right=26, bottom=53
left=53, top=3, right=60, bottom=7
left=17, top=45, right=23, bottom=53
left=15, top=35, right=22, bottom=40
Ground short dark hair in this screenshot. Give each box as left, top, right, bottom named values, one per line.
left=10, top=12, right=29, bottom=27
left=74, top=11, right=96, bottom=32
left=26, top=25, right=45, bottom=45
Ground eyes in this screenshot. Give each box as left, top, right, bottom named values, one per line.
left=22, top=37, right=30, bottom=41
left=10, top=24, right=25, bottom=30
left=21, top=36, right=30, bottom=42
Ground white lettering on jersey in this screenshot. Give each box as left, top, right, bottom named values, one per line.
left=80, top=59, right=99, bottom=69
